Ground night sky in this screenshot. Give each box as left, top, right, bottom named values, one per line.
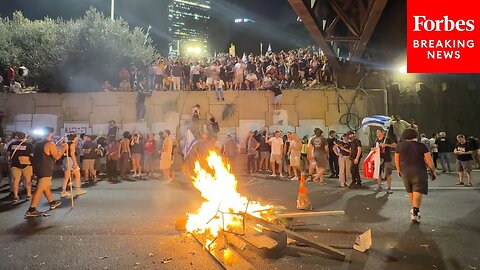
left=0, top=0, right=406, bottom=65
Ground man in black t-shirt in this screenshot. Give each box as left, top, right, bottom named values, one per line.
left=82, top=135, right=98, bottom=183
left=435, top=132, right=453, bottom=173
left=373, top=130, right=397, bottom=194
left=347, top=131, right=363, bottom=186
left=395, top=129, right=436, bottom=223
left=327, top=130, right=339, bottom=178
left=454, top=134, right=474, bottom=186
left=7, top=132, right=33, bottom=203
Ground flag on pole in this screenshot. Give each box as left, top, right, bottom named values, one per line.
left=241, top=53, right=247, bottom=63
left=182, top=128, right=198, bottom=159
left=266, top=43, right=272, bottom=56
left=361, top=115, right=392, bottom=130
left=229, top=43, right=236, bottom=56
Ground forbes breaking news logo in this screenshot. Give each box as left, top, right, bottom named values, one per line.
left=407, top=0, right=480, bottom=73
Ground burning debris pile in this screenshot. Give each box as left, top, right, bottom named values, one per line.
left=177, top=151, right=368, bottom=268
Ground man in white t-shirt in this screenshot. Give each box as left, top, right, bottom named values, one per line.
left=267, top=131, right=284, bottom=177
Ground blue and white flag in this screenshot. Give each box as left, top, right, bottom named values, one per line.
left=266, top=43, right=272, bottom=56
left=182, top=128, right=198, bottom=159
left=361, top=115, right=392, bottom=130
left=241, top=53, right=247, bottom=63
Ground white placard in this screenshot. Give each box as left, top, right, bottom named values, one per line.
left=63, top=123, right=90, bottom=136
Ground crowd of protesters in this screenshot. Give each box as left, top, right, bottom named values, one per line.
left=0, top=123, right=182, bottom=214
left=103, top=46, right=335, bottom=94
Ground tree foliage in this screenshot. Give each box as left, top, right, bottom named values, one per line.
left=0, top=8, right=156, bottom=92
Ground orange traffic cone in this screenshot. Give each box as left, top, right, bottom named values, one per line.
left=296, top=173, right=312, bottom=210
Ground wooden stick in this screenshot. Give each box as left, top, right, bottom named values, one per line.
left=276, top=211, right=345, bottom=219
left=284, top=228, right=346, bottom=260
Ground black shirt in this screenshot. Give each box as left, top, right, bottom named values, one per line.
left=349, top=138, right=362, bottom=160
left=7, top=140, right=33, bottom=168
left=374, top=137, right=394, bottom=162
left=108, top=126, right=118, bottom=138
left=269, top=86, right=282, bottom=96
left=82, top=141, right=98, bottom=159
left=338, top=141, right=350, bottom=156
left=456, top=142, right=474, bottom=161
left=32, top=140, right=56, bottom=178
left=327, top=137, right=339, bottom=154
left=395, top=141, right=429, bottom=171
left=435, top=137, right=452, bottom=153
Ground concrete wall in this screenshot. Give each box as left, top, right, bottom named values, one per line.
left=0, top=89, right=380, bottom=147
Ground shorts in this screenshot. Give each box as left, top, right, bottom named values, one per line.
left=290, top=153, right=301, bottom=167
left=63, top=157, right=75, bottom=170
left=270, top=154, right=282, bottom=164
left=382, top=161, right=393, bottom=176
left=206, top=77, right=214, bottom=85
left=457, top=160, right=473, bottom=173
left=401, top=168, right=428, bottom=195
left=260, top=151, right=270, bottom=160
left=11, top=166, right=33, bottom=178
left=82, top=159, right=95, bottom=171
left=37, top=177, right=53, bottom=189
left=144, top=153, right=155, bottom=167
left=273, top=94, right=282, bottom=105
left=131, top=153, right=142, bottom=161
left=314, top=154, right=328, bottom=168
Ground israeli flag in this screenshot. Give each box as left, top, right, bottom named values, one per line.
left=266, top=43, right=272, bottom=56
left=182, top=128, right=198, bottom=159
left=361, top=115, right=392, bottom=130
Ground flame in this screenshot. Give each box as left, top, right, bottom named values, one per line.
left=186, top=151, right=272, bottom=248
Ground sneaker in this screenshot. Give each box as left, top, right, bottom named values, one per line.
left=75, top=189, right=87, bottom=196
left=26, top=195, right=32, bottom=201
left=12, top=196, right=19, bottom=203
left=375, top=185, right=383, bottom=193
left=132, top=174, right=138, bottom=178
left=410, top=209, right=421, bottom=223
left=279, top=174, right=285, bottom=178
left=270, top=173, right=277, bottom=177
left=465, top=183, right=473, bottom=187
left=25, top=209, right=42, bottom=217
left=60, top=191, right=72, bottom=198
left=49, top=200, right=62, bottom=210
left=387, top=187, right=393, bottom=194
left=291, top=176, right=298, bottom=181
left=456, top=181, right=464, bottom=186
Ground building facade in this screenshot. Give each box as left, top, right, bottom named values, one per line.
left=168, top=0, right=211, bottom=56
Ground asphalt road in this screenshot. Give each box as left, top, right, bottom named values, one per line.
left=0, top=171, right=479, bottom=270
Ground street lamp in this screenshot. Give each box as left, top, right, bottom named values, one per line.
left=398, top=65, right=407, bottom=74
left=110, top=0, right=115, bottom=21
